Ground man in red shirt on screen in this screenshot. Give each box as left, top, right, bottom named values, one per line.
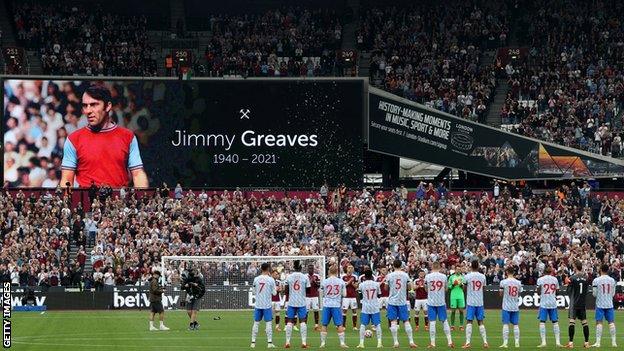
left=60, top=84, right=148, bottom=188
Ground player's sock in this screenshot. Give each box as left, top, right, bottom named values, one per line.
left=300, top=322, right=307, bottom=345
left=553, top=322, right=561, bottom=345
left=465, top=323, right=473, bottom=344
left=265, top=322, right=273, bottom=344
left=513, top=325, right=520, bottom=345
left=149, top=321, right=155, bottom=328
left=338, top=331, right=346, bottom=346
left=342, top=314, right=347, bottom=327
left=275, top=315, right=280, bottom=327
left=569, top=322, right=575, bottom=342
left=459, top=311, right=464, bottom=326
left=285, top=322, right=293, bottom=344
left=352, top=314, right=358, bottom=328
left=582, top=322, right=589, bottom=343
left=415, top=315, right=420, bottom=326
left=595, top=324, right=603, bottom=344
left=314, top=311, right=319, bottom=325
left=252, top=321, right=259, bottom=343
left=390, top=322, right=399, bottom=345
left=479, top=324, right=487, bottom=344
left=320, top=331, right=327, bottom=345
left=451, top=311, right=456, bottom=326
left=539, top=322, right=546, bottom=344
left=404, top=322, right=414, bottom=344
left=502, top=325, right=509, bottom=345
left=429, top=321, right=437, bottom=345
left=425, top=316, right=429, bottom=326
left=608, top=323, right=616, bottom=345
left=376, top=324, right=383, bottom=341
left=359, top=324, right=366, bottom=343
left=443, top=320, right=452, bottom=344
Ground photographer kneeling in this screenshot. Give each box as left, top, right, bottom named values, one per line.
left=182, top=268, right=206, bottom=330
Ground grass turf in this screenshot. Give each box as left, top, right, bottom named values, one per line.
left=8, top=310, right=623, bottom=350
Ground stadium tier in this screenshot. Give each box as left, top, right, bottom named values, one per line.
left=1, top=1, right=624, bottom=350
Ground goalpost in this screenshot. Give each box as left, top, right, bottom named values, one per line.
left=161, top=255, right=326, bottom=310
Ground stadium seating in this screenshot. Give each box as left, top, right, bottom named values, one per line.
left=500, top=0, right=624, bottom=156
left=1, top=185, right=623, bottom=288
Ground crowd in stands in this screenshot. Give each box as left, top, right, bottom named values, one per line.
left=195, top=8, right=343, bottom=77
left=1, top=181, right=624, bottom=289
left=12, top=2, right=158, bottom=76
left=359, top=1, right=508, bottom=123
left=501, top=0, right=624, bottom=156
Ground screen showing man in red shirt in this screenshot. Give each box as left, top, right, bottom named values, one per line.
left=61, top=85, right=148, bottom=188
left=341, top=264, right=359, bottom=330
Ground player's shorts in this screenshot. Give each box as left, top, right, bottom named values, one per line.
left=378, top=297, right=389, bottom=309
left=450, top=297, right=466, bottom=309
left=286, top=305, right=307, bottom=320
left=361, top=312, right=381, bottom=326
left=466, top=305, right=485, bottom=321
left=428, top=305, right=448, bottom=321
left=502, top=310, right=520, bottom=325
left=413, top=299, right=427, bottom=311
left=387, top=304, right=410, bottom=322
left=342, top=297, right=357, bottom=310
left=186, top=298, right=200, bottom=311
left=595, top=308, right=615, bottom=323
left=568, top=307, right=587, bottom=320
left=150, top=301, right=164, bottom=314
left=306, top=297, right=320, bottom=311
left=254, top=308, right=273, bottom=322
left=538, top=307, right=558, bottom=322
left=321, top=307, right=343, bottom=327
left=272, top=301, right=283, bottom=311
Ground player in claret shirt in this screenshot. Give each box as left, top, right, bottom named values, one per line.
left=376, top=266, right=390, bottom=310
left=306, top=264, right=321, bottom=331
left=413, top=270, right=429, bottom=331
left=272, top=270, right=284, bottom=332
left=61, top=84, right=148, bottom=188
left=341, top=265, right=359, bottom=330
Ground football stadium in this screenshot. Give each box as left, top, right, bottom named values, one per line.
left=1, top=0, right=624, bottom=350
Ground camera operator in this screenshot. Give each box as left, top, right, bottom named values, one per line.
left=182, top=268, right=206, bottom=330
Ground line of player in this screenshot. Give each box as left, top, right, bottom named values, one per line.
left=250, top=260, right=618, bottom=349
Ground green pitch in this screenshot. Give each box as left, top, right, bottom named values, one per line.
left=8, top=310, right=623, bottom=350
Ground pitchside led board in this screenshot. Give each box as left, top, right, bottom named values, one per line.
left=368, top=87, right=624, bottom=180
left=2, top=78, right=364, bottom=188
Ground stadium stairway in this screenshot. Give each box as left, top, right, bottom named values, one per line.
left=485, top=78, right=508, bottom=128
left=25, top=50, right=42, bottom=74
left=170, top=0, right=186, bottom=33
left=341, top=0, right=359, bottom=50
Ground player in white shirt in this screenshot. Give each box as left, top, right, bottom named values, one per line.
left=385, top=259, right=417, bottom=348
left=499, top=266, right=522, bottom=348
left=284, top=261, right=311, bottom=348
left=319, top=265, right=348, bottom=348
left=425, top=262, right=454, bottom=348
left=591, top=264, right=617, bottom=348
left=251, top=263, right=277, bottom=349
left=462, top=260, right=488, bottom=348
left=536, top=267, right=561, bottom=347
left=357, top=269, right=383, bottom=348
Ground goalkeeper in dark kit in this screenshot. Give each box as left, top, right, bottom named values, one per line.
left=182, top=267, right=206, bottom=330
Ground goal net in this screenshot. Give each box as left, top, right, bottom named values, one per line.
left=160, top=255, right=326, bottom=310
